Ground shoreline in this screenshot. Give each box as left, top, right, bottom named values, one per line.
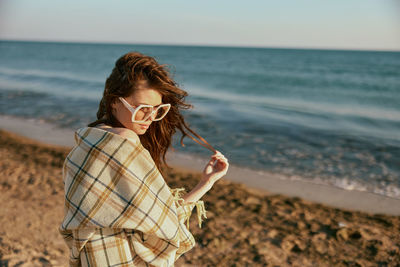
left=1, top=114, right=399, bottom=216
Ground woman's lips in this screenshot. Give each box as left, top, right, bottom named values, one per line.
left=139, top=124, right=150, bottom=129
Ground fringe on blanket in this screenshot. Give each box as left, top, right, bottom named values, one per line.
left=171, top=188, right=208, bottom=229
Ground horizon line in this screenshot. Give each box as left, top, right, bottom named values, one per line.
left=1, top=38, right=399, bottom=53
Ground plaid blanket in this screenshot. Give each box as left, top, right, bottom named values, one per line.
left=59, top=126, right=206, bottom=267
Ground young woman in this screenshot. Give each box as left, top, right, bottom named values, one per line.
left=59, top=52, right=229, bottom=266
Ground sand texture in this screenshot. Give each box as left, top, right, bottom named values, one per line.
left=0, top=129, right=399, bottom=266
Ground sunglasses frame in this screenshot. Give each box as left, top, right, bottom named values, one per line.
left=119, top=97, right=171, bottom=123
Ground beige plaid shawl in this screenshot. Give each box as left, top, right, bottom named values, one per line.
left=59, top=127, right=206, bottom=267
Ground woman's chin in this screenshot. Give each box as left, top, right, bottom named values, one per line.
left=138, top=129, right=147, bottom=135
left=132, top=123, right=151, bottom=134
left=132, top=127, right=147, bottom=135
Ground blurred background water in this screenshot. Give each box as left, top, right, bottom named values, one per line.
left=0, top=40, right=399, bottom=198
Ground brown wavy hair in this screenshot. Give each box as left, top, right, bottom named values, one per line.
left=88, top=52, right=201, bottom=173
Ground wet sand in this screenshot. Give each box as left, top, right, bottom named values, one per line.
left=0, top=127, right=399, bottom=266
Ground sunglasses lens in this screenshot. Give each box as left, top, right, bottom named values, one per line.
left=134, top=105, right=169, bottom=121
left=154, top=105, right=169, bottom=120
left=134, top=106, right=151, bottom=121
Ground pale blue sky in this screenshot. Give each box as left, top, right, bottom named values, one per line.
left=0, top=0, right=399, bottom=50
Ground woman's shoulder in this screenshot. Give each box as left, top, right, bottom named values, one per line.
left=95, top=124, right=140, bottom=145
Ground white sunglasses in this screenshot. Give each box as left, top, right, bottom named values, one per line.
left=119, top=97, right=171, bottom=123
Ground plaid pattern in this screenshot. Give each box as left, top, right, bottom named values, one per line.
left=59, top=127, right=206, bottom=267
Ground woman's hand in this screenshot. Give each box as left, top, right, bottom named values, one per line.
left=182, top=151, right=229, bottom=204
left=201, top=150, right=229, bottom=187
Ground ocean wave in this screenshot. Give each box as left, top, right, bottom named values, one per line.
left=0, top=66, right=102, bottom=85
left=0, top=79, right=102, bottom=100
left=187, top=84, right=400, bottom=122
left=332, top=177, right=400, bottom=199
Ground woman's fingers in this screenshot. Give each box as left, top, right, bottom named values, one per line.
left=213, top=150, right=223, bottom=157
left=203, top=151, right=229, bottom=181
left=213, top=155, right=228, bottom=162
left=210, top=151, right=229, bottom=170
left=214, top=157, right=229, bottom=168
left=211, top=156, right=228, bottom=164
left=212, top=151, right=227, bottom=160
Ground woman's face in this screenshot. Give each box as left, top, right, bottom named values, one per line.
left=111, top=83, right=163, bottom=135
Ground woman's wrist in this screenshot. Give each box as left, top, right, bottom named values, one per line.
left=182, top=176, right=214, bottom=204
left=199, top=175, right=215, bottom=191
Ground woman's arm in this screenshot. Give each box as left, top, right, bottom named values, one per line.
left=182, top=151, right=229, bottom=203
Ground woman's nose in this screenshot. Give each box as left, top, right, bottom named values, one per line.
left=146, top=114, right=155, bottom=122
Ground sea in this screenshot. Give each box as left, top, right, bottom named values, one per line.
left=0, top=40, right=399, bottom=199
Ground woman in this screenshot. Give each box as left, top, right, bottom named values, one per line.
left=59, top=52, right=229, bottom=266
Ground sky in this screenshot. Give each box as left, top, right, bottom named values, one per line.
left=0, top=0, right=399, bottom=51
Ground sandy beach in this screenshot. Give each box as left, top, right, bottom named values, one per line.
left=1, top=118, right=400, bottom=266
